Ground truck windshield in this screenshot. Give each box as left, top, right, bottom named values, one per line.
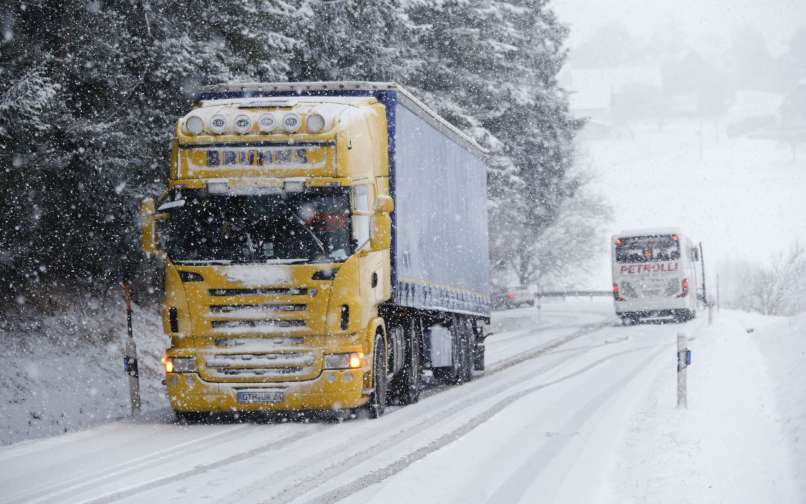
left=160, top=189, right=353, bottom=264
left=615, top=235, right=680, bottom=263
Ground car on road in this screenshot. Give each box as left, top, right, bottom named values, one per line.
left=493, top=286, right=535, bottom=309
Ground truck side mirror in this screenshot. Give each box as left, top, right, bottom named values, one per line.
left=374, top=194, right=394, bottom=214
left=371, top=213, right=392, bottom=250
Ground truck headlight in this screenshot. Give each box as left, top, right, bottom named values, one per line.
left=324, top=352, right=364, bottom=370
left=185, top=116, right=204, bottom=135
left=162, top=356, right=196, bottom=373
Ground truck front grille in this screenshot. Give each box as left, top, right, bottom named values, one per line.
left=211, top=319, right=306, bottom=330
left=209, top=288, right=313, bottom=297
left=210, top=303, right=306, bottom=314
left=203, top=351, right=316, bottom=381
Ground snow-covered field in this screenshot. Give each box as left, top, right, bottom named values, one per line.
left=2, top=299, right=803, bottom=503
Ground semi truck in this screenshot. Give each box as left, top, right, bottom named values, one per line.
left=140, top=82, right=491, bottom=419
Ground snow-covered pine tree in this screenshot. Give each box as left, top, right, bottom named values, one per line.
left=290, top=0, right=409, bottom=82
left=0, top=0, right=581, bottom=300
left=405, top=0, right=582, bottom=287
left=0, top=0, right=305, bottom=299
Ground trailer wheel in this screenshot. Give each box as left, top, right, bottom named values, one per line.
left=394, top=320, right=421, bottom=405
left=473, top=342, right=485, bottom=371
left=436, top=318, right=473, bottom=385
left=367, top=333, right=387, bottom=419
left=461, top=326, right=473, bottom=383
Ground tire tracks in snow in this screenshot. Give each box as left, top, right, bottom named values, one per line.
left=241, top=322, right=614, bottom=504
left=484, top=344, right=669, bottom=503
left=301, top=344, right=664, bottom=504
left=5, top=424, right=253, bottom=504
left=73, top=425, right=327, bottom=504
left=24, top=319, right=609, bottom=504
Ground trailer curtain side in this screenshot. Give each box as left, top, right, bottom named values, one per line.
left=391, top=101, right=490, bottom=318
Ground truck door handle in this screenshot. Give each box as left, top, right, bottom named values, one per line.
left=371, top=272, right=378, bottom=288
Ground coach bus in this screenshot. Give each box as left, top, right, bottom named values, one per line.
left=611, top=228, right=700, bottom=324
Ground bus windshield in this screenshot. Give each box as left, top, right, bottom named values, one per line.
left=159, top=188, right=353, bottom=264
left=615, top=235, right=680, bottom=263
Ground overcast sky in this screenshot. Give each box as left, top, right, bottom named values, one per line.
left=552, top=0, right=806, bottom=55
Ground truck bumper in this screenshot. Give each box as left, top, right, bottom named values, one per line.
left=166, top=369, right=369, bottom=413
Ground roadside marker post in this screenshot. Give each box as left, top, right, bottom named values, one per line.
left=122, top=283, right=142, bottom=416
left=677, top=332, right=692, bottom=408
left=536, top=292, right=542, bottom=323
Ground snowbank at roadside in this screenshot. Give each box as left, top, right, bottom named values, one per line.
left=750, top=311, right=806, bottom=497
left=605, top=311, right=801, bottom=503
left=0, top=298, right=167, bottom=445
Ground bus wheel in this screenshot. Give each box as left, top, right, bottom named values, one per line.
left=367, top=333, right=387, bottom=419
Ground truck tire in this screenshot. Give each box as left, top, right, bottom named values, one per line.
left=438, top=319, right=473, bottom=385
left=461, top=326, right=473, bottom=383
left=367, top=333, right=387, bottom=419
left=473, top=341, right=485, bottom=371
left=395, top=320, right=421, bottom=405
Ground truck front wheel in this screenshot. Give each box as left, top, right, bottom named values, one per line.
left=367, top=333, right=387, bottom=419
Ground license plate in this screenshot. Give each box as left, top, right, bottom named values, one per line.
left=236, top=390, right=284, bottom=404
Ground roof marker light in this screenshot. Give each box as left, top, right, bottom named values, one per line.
left=234, top=114, right=252, bottom=134
left=306, top=112, right=326, bottom=133
left=209, top=114, right=227, bottom=134
left=282, top=112, right=301, bottom=133
left=258, top=113, right=278, bottom=133
left=185, top=116, right=204, bottom=135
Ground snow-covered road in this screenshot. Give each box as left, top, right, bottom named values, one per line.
left=1, top=300, right=799, bottom=503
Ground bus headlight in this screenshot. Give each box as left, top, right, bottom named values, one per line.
left=185, top=116, right=204, bottom=135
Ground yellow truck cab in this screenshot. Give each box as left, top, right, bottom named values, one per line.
left=141, top=82, right=491, bottom=419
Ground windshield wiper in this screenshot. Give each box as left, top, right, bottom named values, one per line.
left=173, top=259, right=233, bottom=265
left=263, top=258, right=309, bottom=264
